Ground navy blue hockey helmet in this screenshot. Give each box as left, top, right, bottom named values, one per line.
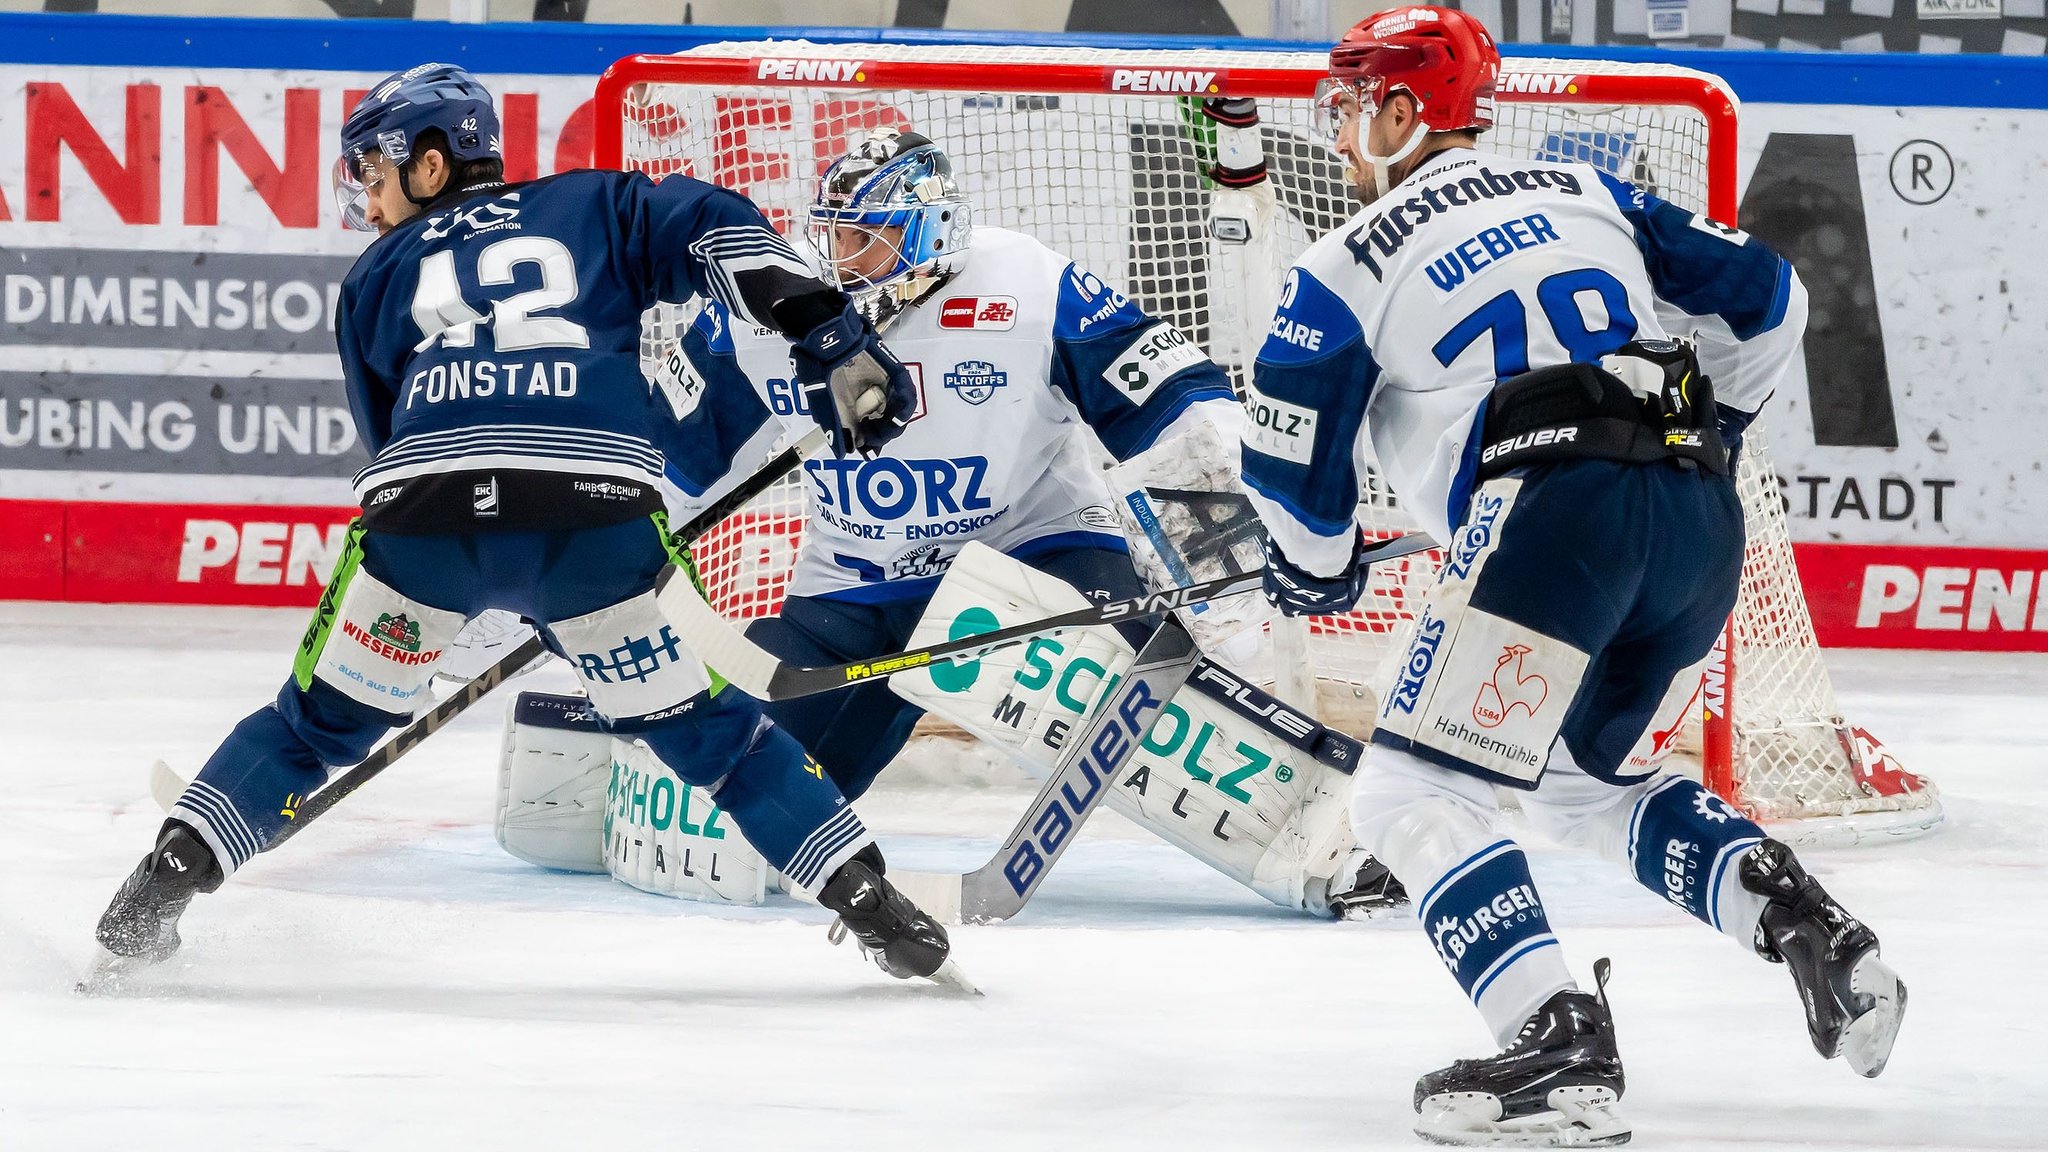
left=334, top=63, right=502, bottom=230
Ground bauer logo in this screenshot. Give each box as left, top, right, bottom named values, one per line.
left=943, top=359, right=1008, bottom=405
left=1108, top=69, right=1220, bottom=94
left=938, top=296, right=1017, bottom=330
left=755, top=58, right=866, bottom=83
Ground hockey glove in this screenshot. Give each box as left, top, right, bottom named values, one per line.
left=779, top=297, right=917, bottom=458
left=1261, top=534, right=1368, bottom=618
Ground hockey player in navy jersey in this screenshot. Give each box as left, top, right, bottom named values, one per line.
left=93, top=64, right=960, bottom=988
left=656, top=129, right=1405, bottom=916
left=1242, top=9, right=1905, bottom=1143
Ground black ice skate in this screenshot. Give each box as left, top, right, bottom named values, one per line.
left=1412, top=959, right=1629, bottom=1148
left=1739, top=838, right=1906, bottom=1077
left=1324, top=849, right=1410, bottom=919
left=819, top=845, right=978, bottom=995
left=79, top=822, right=224, bottom=993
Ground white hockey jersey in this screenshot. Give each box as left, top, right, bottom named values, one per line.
left=1241, top=146, right=1809, bottom=575
left=663, top=226, right=1236, bottom=602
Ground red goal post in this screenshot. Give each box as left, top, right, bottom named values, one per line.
left=592, top=40, right=1940, bottom=845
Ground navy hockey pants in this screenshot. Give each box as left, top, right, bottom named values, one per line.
left=1371, top=459, right=1744, bottom=789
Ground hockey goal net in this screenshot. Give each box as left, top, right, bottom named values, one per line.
left=595, top=40, right=1941, bottom=843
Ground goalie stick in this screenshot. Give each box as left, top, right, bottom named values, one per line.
left=151, top=430, right=830, bottom=845
left=659, top=532, right=1439, bottom=702
left=895, top=615, right=1204, bottom=924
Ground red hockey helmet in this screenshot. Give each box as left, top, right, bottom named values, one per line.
left=1319, top=6, right=1500, bottom=137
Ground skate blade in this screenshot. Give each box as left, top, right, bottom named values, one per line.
left=73, top=945, right=157, bottom=997
left=1839, top=950, right=1907, bottom=1078
left=923, top=957, right=983, bottom=997
left=1416, top=1086, right=1631, bottom=1147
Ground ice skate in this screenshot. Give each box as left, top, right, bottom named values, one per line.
left=79, top=822, right=223, bottom=994
left=1324, top=849, right=1410, bottom=919
left=1413, top=959, right=1629, bottom=1147
left=821, top=846, right=979, bottom=995
left=1740, top=838, right=1906, bottom=1077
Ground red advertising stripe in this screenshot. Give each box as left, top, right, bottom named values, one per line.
left=1795, top=542, right=2048, bottom=652
left=59, top=501, right=358, bottom=607
left=0, top=500, right=65, bottom=599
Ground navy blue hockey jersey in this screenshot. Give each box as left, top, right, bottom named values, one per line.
left=337, top=169, right=822, bottom=530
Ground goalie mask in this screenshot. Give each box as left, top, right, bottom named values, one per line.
left=807, top=130, right=971, bottom=327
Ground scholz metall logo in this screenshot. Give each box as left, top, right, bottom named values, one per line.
left=943, top=360, right=1008, bottom=405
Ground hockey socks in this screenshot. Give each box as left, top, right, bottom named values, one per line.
left=1418, top=839, right=1577, bottom=1045
left=699, top=718, right=874, bottom=893
left=1624, top=776, right=1770, bottom=946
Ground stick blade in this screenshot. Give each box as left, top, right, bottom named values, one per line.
left=887, top=869, right=964, bottom=926
left=149, top=760, right=185, bottom=814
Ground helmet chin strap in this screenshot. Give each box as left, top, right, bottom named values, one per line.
left=1363, top=115, right=1430, bottom=200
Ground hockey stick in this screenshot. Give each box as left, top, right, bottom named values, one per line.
left=894, top=616, right=1205, bottom=924
left=159, top=430, right=829, bottom=846
left=661, top=532, right=1438, bottom=702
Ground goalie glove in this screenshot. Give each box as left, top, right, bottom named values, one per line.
left=775, top=293, right=918, bottom=458
left=1262, top=532, right=1369, bottom=618
left=1107, top=408, right=1275, bottom=652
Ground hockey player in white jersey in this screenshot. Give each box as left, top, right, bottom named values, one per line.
left=645, top=129, right=1404, bottom=917
left=1241, top=9, right=1905, bottom=1144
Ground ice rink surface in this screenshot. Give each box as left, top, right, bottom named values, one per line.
left=1, top=601, right=2041, bottom=1152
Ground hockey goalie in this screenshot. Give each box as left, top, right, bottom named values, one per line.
left=491, top=126, right=1404, bottom=920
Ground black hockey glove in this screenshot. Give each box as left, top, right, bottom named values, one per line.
left=1261, top=533, right=1368, bottom=618
left=777, top=296, right=917, bottom=458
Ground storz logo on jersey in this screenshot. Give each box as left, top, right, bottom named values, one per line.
left=943, top=359, right=1008, bottom=405
left=1388, top=610, right=1448, bottom=715
left=807, top=455, right=994, bottom=522
left=938, top=296, right=1017, bottom=331
left=1443, top=491, right=1507, bottom=582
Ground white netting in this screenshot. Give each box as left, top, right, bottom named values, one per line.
left=608, top=40, right=1938, bottom=835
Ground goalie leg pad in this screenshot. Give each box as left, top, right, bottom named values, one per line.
left=607, top=737, right=773, bottom=905
left=893, top=540, right=1351, bottom=912
left=496, top=691, right=611, bottom=874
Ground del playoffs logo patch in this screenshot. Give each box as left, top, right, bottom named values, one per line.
left=943, top=359, right=1008, bottom=405
left=938, top=296, right=1017, bottom=331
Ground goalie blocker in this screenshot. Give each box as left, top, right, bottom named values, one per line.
left=496, top=542, right=1398, bottom=917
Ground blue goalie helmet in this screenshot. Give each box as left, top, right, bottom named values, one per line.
left=334, top=62, right=502, bottom=231
left=807, top=129, right=971, bottom=300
